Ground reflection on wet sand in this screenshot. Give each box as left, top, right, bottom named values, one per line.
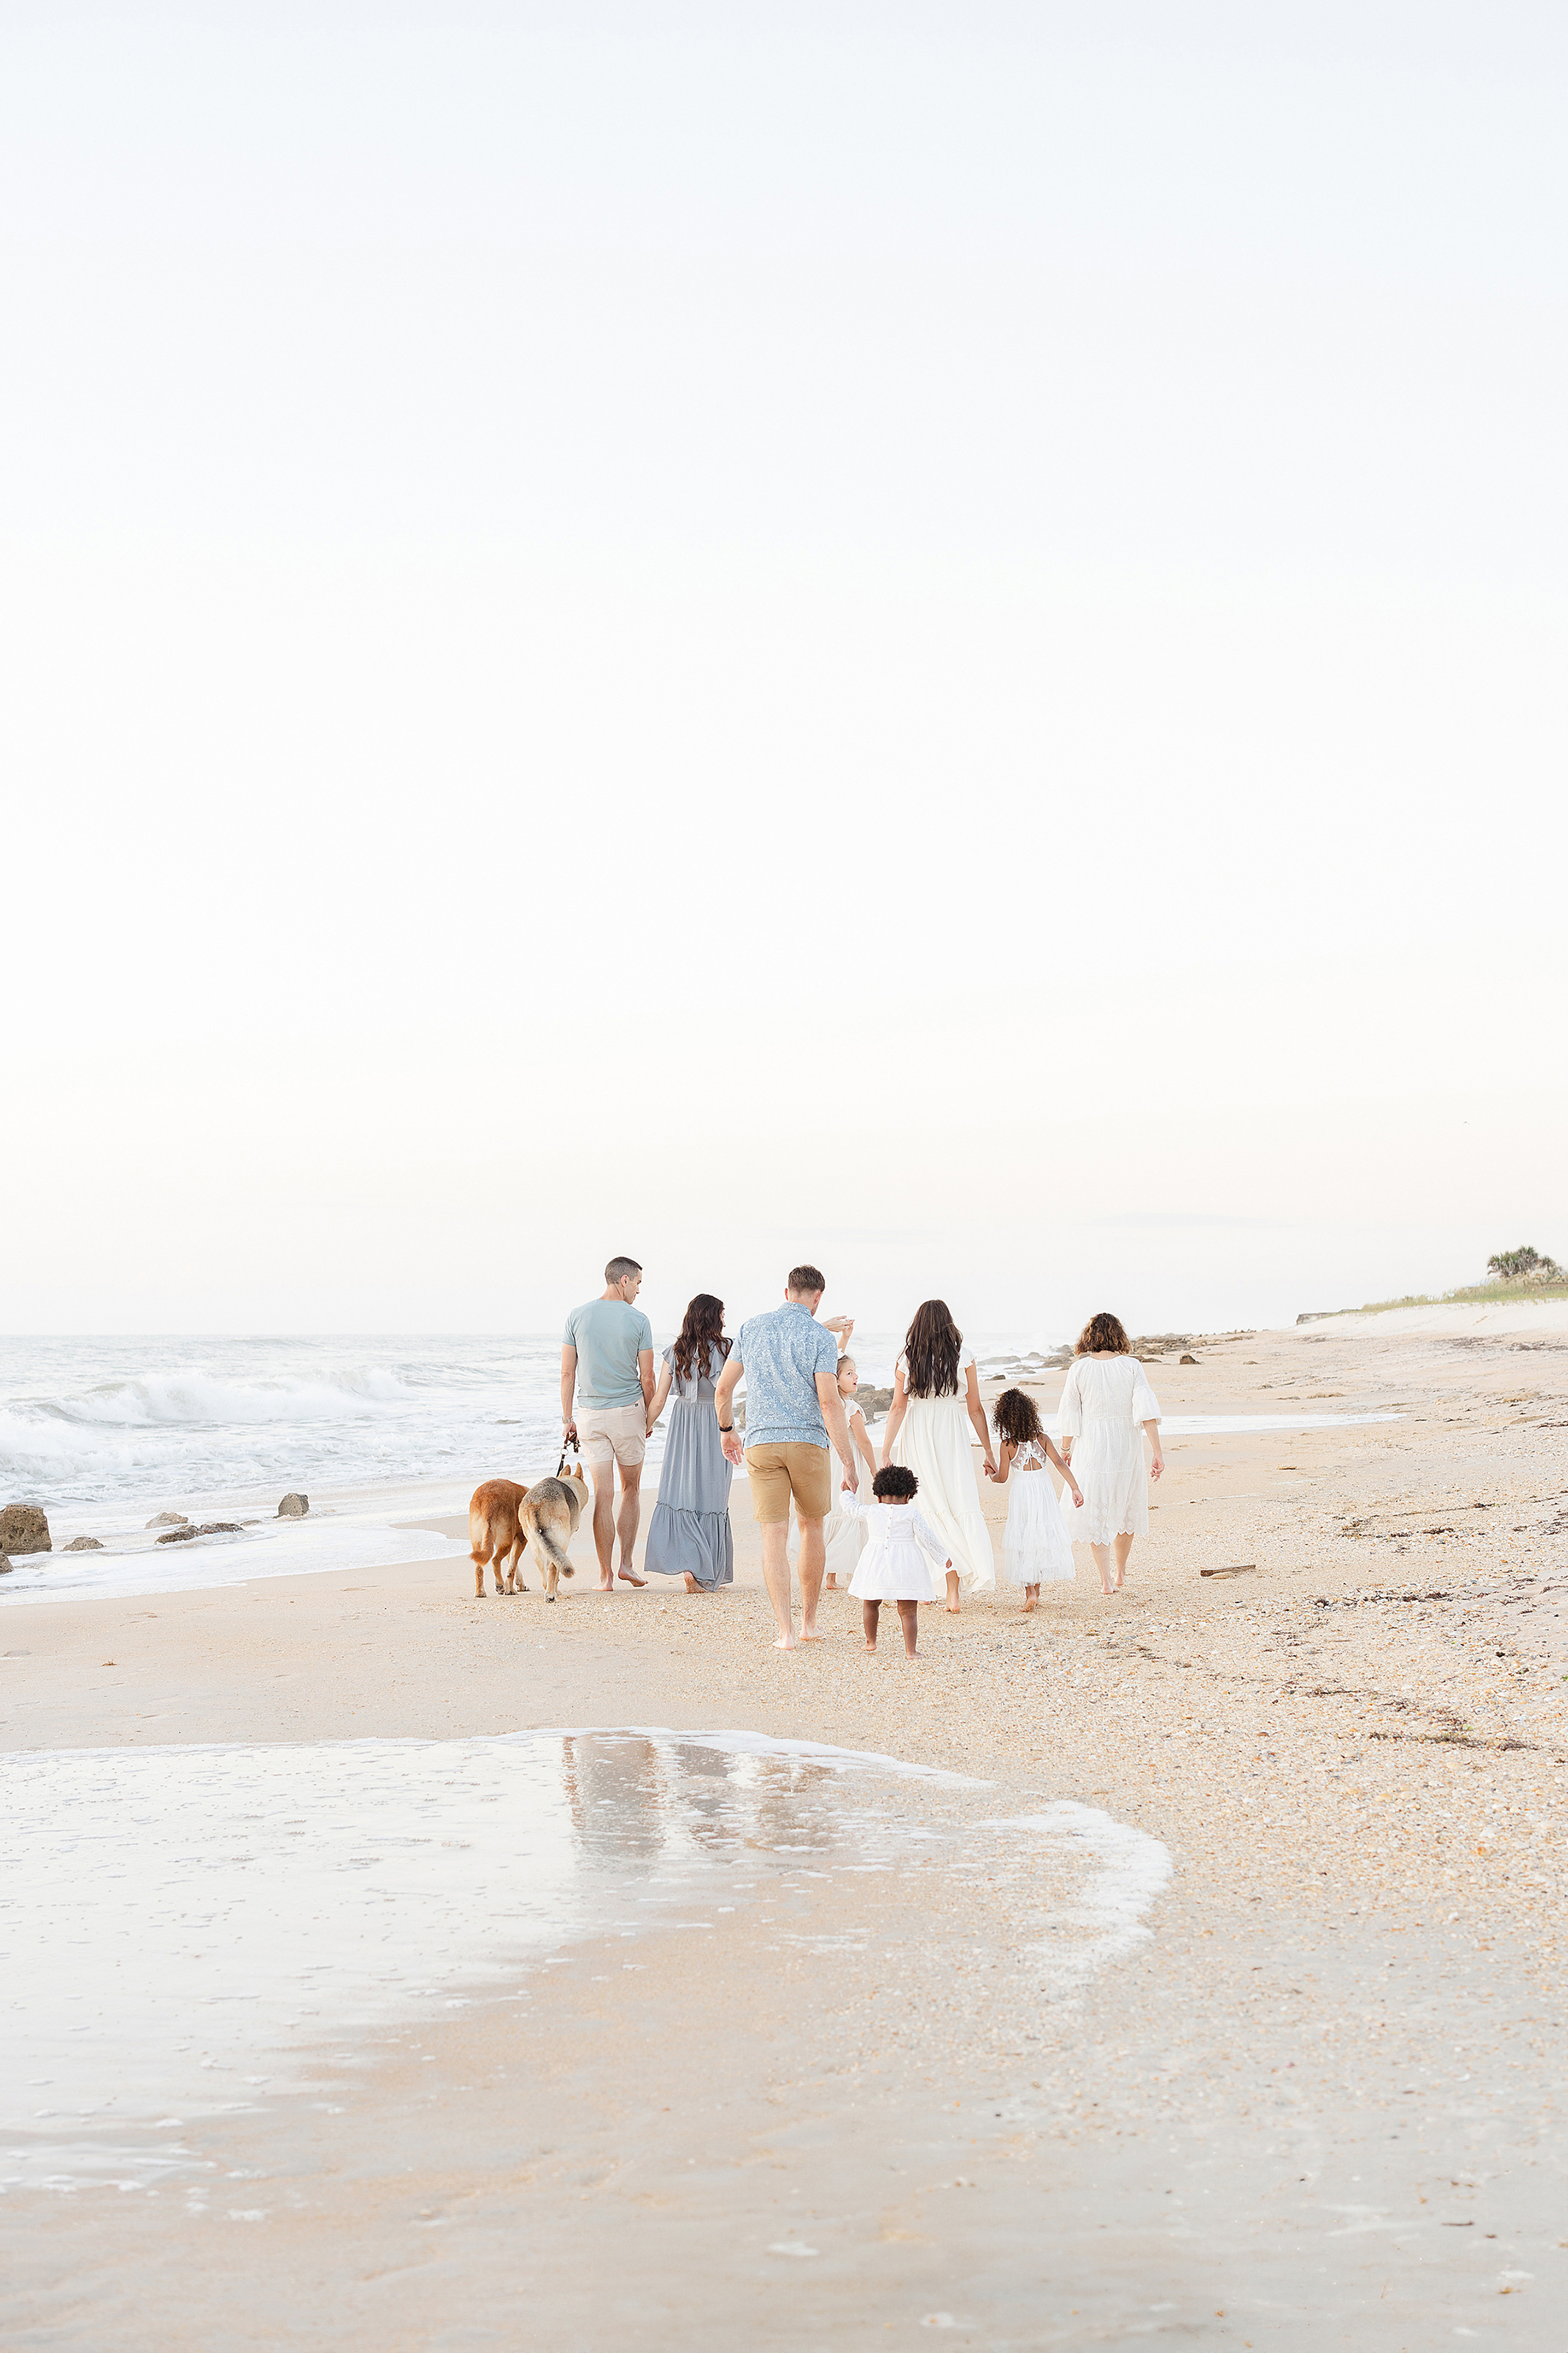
left=1, top=1732, right=1168, bottom=2194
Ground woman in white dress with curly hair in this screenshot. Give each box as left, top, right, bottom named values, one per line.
left=1056, top=1311, right=1164, bottom=1596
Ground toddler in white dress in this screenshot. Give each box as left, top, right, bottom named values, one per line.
left=841, top=1465, right=953, bottom=1657
left=984, top=1388, right=1082, bottom=1610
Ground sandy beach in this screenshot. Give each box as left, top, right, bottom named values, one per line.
left=4, top=1307, right=1565, bottom=2349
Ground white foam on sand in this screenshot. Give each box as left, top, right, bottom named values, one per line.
left=989, top=1802, right=1174, bottom=1975
left=0, top=1731, right=1170, bottom=2190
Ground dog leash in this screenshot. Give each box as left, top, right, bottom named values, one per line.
left=555, top=1434, right=581, bottom=1478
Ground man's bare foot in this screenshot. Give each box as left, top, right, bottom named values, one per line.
left=864, top=1639, right=876, bottom=1653
left=681, top=1572, right=700, bottom=1593
left=773, top=1632, right=798, bottom=1651
left=598, top=1577, right=615, bottom=1592
left=801, top=1627, right=825, bottom=1641
left=617, top=1565, right=646, bottom=1587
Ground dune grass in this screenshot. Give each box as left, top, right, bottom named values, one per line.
left=1343, top=1279, right=1568, bottom=1316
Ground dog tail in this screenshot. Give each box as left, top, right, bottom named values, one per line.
left=529, top=1512, right=576, bottom=1579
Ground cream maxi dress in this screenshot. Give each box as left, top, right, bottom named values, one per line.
left=1056, top=1355, right=1162, bottom=1545
left=887, top=1345, right=996, bottom=1593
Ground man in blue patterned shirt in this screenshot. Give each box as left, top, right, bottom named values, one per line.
left=715, top=1265, right=859, bottom=1649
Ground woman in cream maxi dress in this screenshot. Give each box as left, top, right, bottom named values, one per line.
left=881, top=1310, right=997, bottom=1607
left=1056, top=1346, right=1163, bottom=1595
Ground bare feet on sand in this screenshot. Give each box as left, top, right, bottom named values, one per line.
left=773, top=1631, right=798, bottom=1651
left=681, top=1572, right=700, bottom=1593
left=617, top=1565, right=646, bottom=1588
left=1023, top=1586, right=1039, bottom=1612
left=864, top=1638, right=876, bottom=1653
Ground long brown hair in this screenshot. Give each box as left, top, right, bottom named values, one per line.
left=903, top=1299, right=962, bottom=1398
left=673, top=1294, right=730, bottom=1383
left=1075, top=1311, right=1131, bottom=1355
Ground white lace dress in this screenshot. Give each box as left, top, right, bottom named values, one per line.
left=1000, top=1438, right=1076, bottom=1585
left=1056, top=1355, right=1162, bottom=1545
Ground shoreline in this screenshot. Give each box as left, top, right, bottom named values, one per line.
left=4, top=1307, right=1565, bottom=2346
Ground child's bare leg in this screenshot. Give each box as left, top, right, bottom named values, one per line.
left=1090, top=1543, right=1115, bottom=1595
left=1023, top=1582, right=1039, bottom=1613
left=862, top=1599, right=880, bottom=1652
left=825, top=1573, right=838, bottom=1589
left=897, top=1599, right=919, bottom=1656
left=1111, top=1534, right=1134, bottom=1588
left=945, top=1569, right=961, bottom=1614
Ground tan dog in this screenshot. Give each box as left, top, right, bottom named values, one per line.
left=521, top=1468, right=589, bottom=1601
left=469, top=1478, right=529, bottom=1596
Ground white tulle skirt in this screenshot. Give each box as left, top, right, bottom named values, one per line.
left=1003, top=1473, right=1076, bottom=1585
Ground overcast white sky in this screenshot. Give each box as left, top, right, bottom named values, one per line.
left=4, top=2, right=1564, bottom=1340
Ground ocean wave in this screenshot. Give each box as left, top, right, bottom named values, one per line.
left=20, top=1365, right=428, bottom=1431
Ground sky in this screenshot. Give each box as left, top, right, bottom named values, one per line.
left=3, top=1, right=1564, bottom=1342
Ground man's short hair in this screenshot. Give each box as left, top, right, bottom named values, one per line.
left=605, top=1256, right=642, bottom=1285
left=873, top=1464, right=917, bottom=1501
left=787, top=1263, right=826, bottom=1296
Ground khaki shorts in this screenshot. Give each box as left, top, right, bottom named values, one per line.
left=745, top=1441, right=831, bottom=1525
left=576, top=1402, right=647, bottom=1471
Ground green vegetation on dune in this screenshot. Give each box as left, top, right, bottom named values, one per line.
left=1349, top=1279, right=1568, bottom=1315
left=1299, top=1246, right=1567, bottom=1321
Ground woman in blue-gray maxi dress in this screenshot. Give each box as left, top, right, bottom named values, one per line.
left=642, top=1300, right=734, bottom=1590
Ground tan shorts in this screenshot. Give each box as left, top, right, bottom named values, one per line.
left=745, top=1442, right=831, bottom=1525
left=576, top=1402, right=647, bottom=1471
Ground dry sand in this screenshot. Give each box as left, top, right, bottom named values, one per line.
left=3, top=1311, right=1565, bottom=2348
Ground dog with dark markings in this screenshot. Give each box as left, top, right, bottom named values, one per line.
left=521, top=1470, right=588, bottom=1601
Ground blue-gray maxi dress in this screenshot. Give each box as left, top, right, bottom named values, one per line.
left=643, top=1342, right=734, bottom=1588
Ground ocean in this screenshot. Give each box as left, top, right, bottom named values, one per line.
left=0, top=1332, right=1397, bottom=1607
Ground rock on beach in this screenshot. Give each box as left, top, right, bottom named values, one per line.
left=0, top=1504, right=50, bottom=1554
left=277, top=1493, right=309, bottom=1518
left=146, top=1511, right=189, bottom=1529
left=62, top=1536, right=104, bottom=1551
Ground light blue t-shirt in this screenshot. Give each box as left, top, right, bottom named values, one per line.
left=565, top=1299, right=654, bottom=1407
left=733, top=1301, right=839, bottom=1447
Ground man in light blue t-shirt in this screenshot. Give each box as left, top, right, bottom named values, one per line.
left=562, top=1257, right=655, bottom=1590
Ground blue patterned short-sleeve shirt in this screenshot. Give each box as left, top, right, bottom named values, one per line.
left=733, top=1302, right=839, bottom=1448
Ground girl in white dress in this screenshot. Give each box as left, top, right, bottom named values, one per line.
left=841, top=1465, right=953, bottom=1656
left=985, top=1388, right=1083, bottom=1610
left=822, top=1357, right=879, bottom=1590
left=880, top=1300, right=997, bottom=1610
left=1056, top=1313, right=1164, bottom=1596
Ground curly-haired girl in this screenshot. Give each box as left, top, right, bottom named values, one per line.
left=985, top=1388, right=1081, bottom=1610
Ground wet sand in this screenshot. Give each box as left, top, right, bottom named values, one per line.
left=3, top=1310, right=1566, bottom=2347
